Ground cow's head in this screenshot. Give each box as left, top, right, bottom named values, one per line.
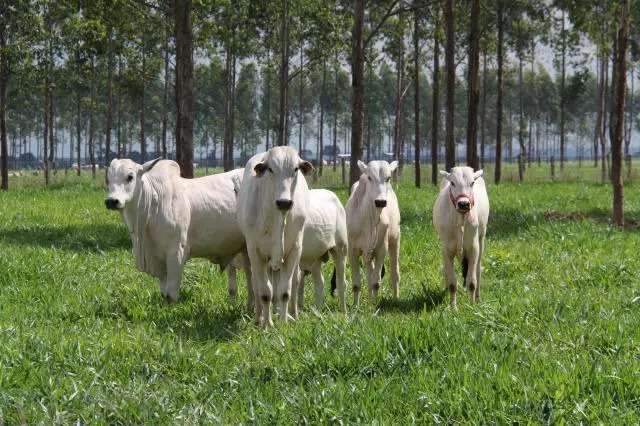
left=357, top=160, right=398, bottom=209
left=253, top=146, right=313, bottom=212
left=105, top=158, right=161, bottom=210
left=440, top=167, right=483, bottom=214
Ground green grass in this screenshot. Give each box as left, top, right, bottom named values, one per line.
left=1, top=167, right=640, bottom=423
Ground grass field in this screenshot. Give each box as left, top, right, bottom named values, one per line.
left=1, top=166, right=640, bottom=423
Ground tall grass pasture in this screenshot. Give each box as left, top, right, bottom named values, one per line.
left=1, top=169, right=640, bottom=423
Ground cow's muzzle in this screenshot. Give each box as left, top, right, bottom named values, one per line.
left=276, top=199, right=293, bottom=211
left=456, top=199, right=471, bottom=212
left=105, top=198, right=121, bottom=210
left=374, top=199, right=387, bottom=208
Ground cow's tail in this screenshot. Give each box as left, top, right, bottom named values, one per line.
left=461, top=256, right=468, bottom=288
left=330, top=267, right=337, bottom=297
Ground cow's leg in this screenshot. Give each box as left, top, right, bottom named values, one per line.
left=239, top=251, right=254, bottom=312
left=389, top=234, right=401, bottom=299
left=368, top=247, right=386, bottom=302
left=465, top=239, right=480, bottom=303
left=226, top=264, right=237, bottom=301
left=311, top=262, right=325, bottom=309
left=442, top=247, right=457, bottom=308
left=165, top=250, right=186, bottom=303
left=158, top=274, right=168, bottom=299
left=275, top=245, right=302, bottom=322
left=331, top=245, right=347, bottom=312
left=296, top=270, right=307, bottom=312
left=475, top=233, right=485, bottom=302
left=349, top=248, right=362, bottom=307
left=289, top=267, right=301, bottom=320
left=248, top=246, right=270, bottom=327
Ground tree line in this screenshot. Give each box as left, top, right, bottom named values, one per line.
left=0, top=0, right=638, bottom=225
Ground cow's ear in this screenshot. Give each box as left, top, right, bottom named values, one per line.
left=254, top=162, right=268, bottom=177
left=141, top=158, right=162, bottom=174
left=299, top=160, right=314, bottom=176
left=439, top=170, right=451, bottom=180
left=357, top=160, right=367, bottom=173
left=473, top=169, right=484, bottom=180
left=389, top=161, right=399, bottom=173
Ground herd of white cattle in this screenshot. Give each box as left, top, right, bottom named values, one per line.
left=105, top=146, right=490, bottom=328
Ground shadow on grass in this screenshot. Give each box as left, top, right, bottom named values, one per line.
left=154, top=304, right=246, bottom=342
left=0, top=223, right=130, bottom=252
left=544, top=207, right=640, bottom=230
left=376, top=285, right=446, bottom=314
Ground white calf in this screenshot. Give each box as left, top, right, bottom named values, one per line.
left=345, top=160, right=401, bottom=305
left=433, top=166, right=490, bottom=307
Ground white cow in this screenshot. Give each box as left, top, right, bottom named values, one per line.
left=105, top=158, right=252, bottom=304
left=345, top=160, right=401, bottom=306
left=433, top=166, right=489, bottom=307
left=236, top=147, right=313, bottom=327
left=291, top=189, right=348, bottom=316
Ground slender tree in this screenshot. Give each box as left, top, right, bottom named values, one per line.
left=444, top=0, right=455, bottom=171
left=466, top=0, right=480, bottom=171
left=495, top=0, right=504, bottom=184
left=413, top=1, right=421, bottom=187
left=174, top=0, right=194, bottom=178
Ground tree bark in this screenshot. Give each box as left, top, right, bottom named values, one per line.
left=333, top=53, right=339, bottom=171
left=559, top=10, right=566, bottom=170
left=277, top=0, right=290, bottom=146
left=223, top=41, right=235, bottom=170
left=105, top=27, right=113, bottom=180
left=444, top=0, right=455, bottom=171
left=349, top=0, right=365, bottom=186
left=89, top=58, right=96, bottom=179
left=44, top=71, right=50, bottom=185
left=466, top=0, right=480, bottom=171
left=518, top=52, right=526, bottom=181
left=431, top=23, right=440, bottom=185
left=174, top=0, right=194, bottom=178
left=162, top=22, right=169, bottom=159
left=0, top=24, right=7, bottom=190
left=319, top=60, right=326, bottom=176
left=140, top=41, right=146, bottom=163
left=480, top=49, right=487, bottom=169
left=413, top=3, right=421, bottom=187
left=494, top=0, right=504, bottom=184
left=612, top=0, right=629, bottom=227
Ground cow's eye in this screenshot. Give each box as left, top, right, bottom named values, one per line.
left=385, top=177, right=391, bottom=183
left=470, top=180, right=475, bottom=187
left=293, top=167, right=298, bottom=175
left=127, top=175, right=134, bottom=183
left=268, top=167, right=273, bottom=173
left=367, top=176, right=372, bottom=182
left=450, top=181, right=455, bottom=187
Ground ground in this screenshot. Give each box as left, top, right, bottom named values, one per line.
left=1, top=165, right=639, bottom=423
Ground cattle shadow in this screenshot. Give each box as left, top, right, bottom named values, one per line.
left=376, top=284, right=445, bottom=314
left=153, top=304, right=246, bottom=342
left=0, top=223, right=130, bottom=252
left=487, top=207, right=535, bottom=239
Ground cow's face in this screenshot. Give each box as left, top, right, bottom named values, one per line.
left=440, top=167, right=483, bottom=214
left=105, top=158, right=161, bottom=210
left=253, top=146, right=313, bottom=212
left=358, top=160, right=398, bottom=209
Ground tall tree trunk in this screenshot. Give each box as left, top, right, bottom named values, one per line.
left=44, top=71, right=50, bottom=185
left=601, top=55, right=609, bottom=182
left=105, top=27, right=113, bottom=181
left=444, top=0, right=455, bottom=171
left=559, top=10, right=566, bottom=170
left=349, top=0, right=365, bottom=186
left=466, top=0, right=480, bottom=170
left=140, top=42, right=146, bottom=163
left=431, top=22, right=440, bottom=185
left=298, top=45, right=304, bottom=153
left=494, top=0, right=504, bottom=184
left=174, top=0, right=194, bottom=178
left=319, top=60, right=326, bottom=176
left=223, top=42, right=234, bottom=170
left=480, top=50, right=487, bottom=168
left=393, top=43, right=404, bottom=171
left=413, top=3, right=421, bottom=187
left=333, top=53, right=339, bottom=171
left=89, top=58, right=96, bottom=179
left=612, top=0, right=629, bottom=227
left=277, top=0, right=290, bottom=146
left=518, top=52, right=526, bottom=181
left=0, top=25, right=8, bottom=190
left=162, top=22, right=169, bottom=159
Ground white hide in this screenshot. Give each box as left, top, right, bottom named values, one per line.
left=292, top=189, right=348, bottom=316
left=236, top=147, right=312, bottom=327
left=105, top=158, right=251, bottom=303
left=345, top=160, right=401, bottom=305
left=433, top=166, right=489, bottom=307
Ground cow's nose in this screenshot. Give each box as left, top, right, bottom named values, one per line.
left=457, top=200, right=470, bottom=210
left=105, top=198, right=119, bottom=210
left=276, top=199, right=293, bottom=211
left=374, top=199, right=387, bottom=208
